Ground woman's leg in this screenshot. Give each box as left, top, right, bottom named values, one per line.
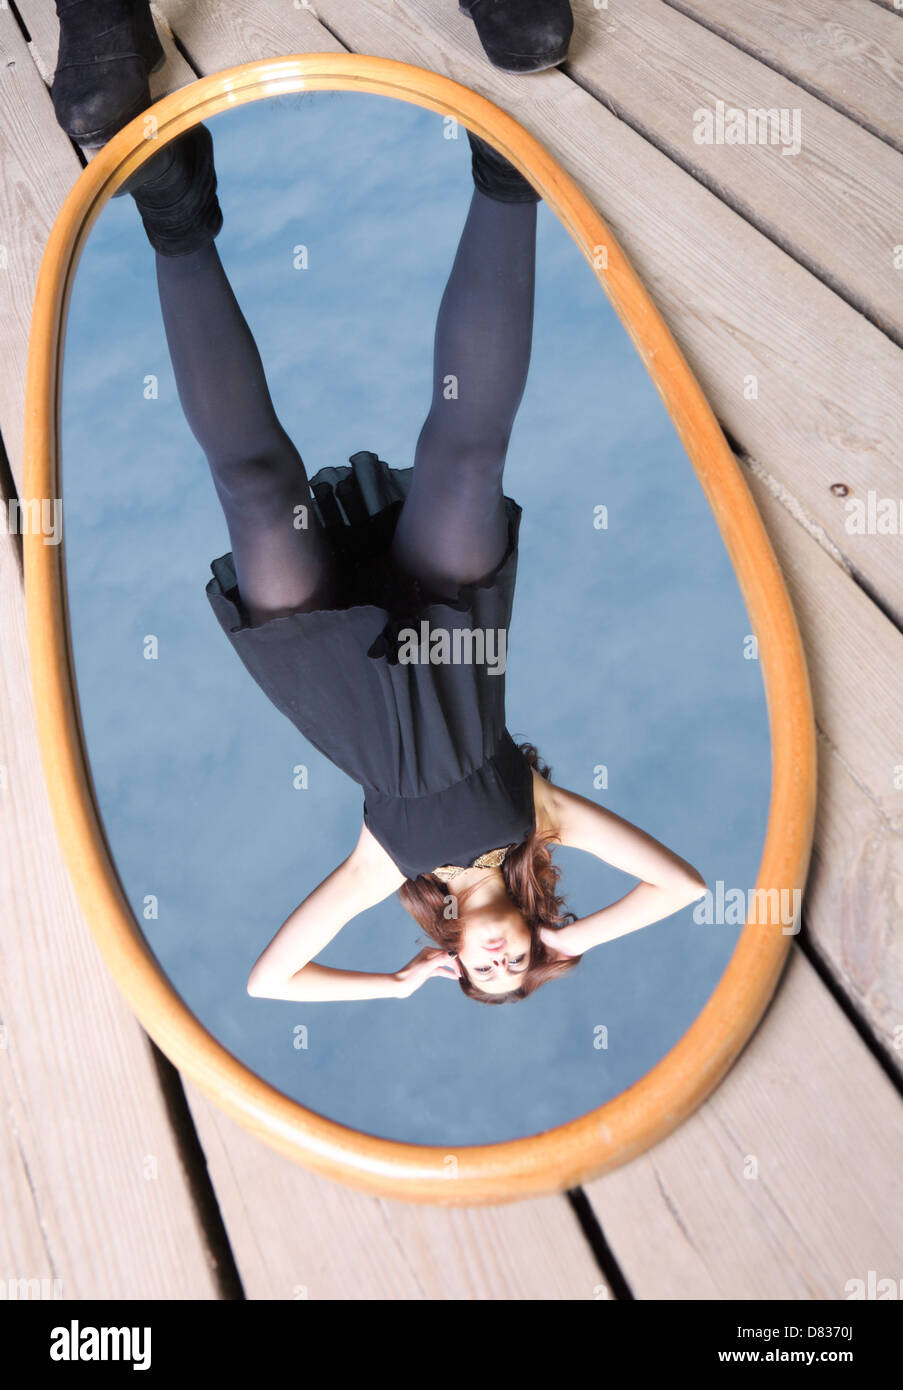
left=154, top=242, right=336, bottom=625
left=389, top=188, right=537, bottom=599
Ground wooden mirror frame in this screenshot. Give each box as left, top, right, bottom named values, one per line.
left=24, top=54, right=816, bottom=1205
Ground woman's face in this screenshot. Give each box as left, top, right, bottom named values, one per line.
left=457, top=897, right=533, bottom=996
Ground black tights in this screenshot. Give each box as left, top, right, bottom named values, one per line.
left=154, top=188, right=537, bottom=625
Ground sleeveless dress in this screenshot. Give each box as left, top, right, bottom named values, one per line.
left=204, top=449, right=536, bottom=880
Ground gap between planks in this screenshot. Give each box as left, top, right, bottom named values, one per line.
left=563, top=0, right=903, bottom=347
left=662, top=0, right=903, bottom=153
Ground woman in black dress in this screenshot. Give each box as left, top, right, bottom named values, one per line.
left=53, top=0, right=707, bottom=1004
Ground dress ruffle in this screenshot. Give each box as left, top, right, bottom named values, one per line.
left=207, top=450, right=520, bottom=666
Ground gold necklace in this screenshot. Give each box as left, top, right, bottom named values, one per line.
left=431, top=844, right=516, bottom=883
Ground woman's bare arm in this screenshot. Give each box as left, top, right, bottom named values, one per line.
left=246, top=822, right=409, bottom=1001
left=535, top=775, right=707, bottom=957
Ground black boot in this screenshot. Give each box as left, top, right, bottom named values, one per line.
left=467, top=129, right=540, bottom=204
left=459, top=0, right=573, bottom=74
left=129, top=124, right=223, bottom=257
left=52, top=0, right=165, bottom=147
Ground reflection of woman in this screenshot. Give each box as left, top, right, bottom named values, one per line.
left=53, top=0, right=706, bottom=1004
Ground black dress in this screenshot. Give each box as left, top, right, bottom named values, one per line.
left=205, top=450, right=536, bottom=880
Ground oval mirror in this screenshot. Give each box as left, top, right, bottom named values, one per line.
left=25, top=55, right=815, bottom=1203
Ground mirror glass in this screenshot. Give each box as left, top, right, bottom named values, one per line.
left=60, top=89, right=770, bottom=1145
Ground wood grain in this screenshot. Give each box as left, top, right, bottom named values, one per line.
left=741, top=470, right=903, bottom=1068
left=584, top=948, right=903, bottom=1298
left=568, top=0, right=903, bottom=344
left=664, top=0, right=903, bottom=151
left=185, top=1084, right=610, bottom=1299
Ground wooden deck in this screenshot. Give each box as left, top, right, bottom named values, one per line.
left=1, top=0, right=901, bottom=1298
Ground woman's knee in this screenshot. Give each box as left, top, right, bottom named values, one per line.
left=210, top=449, right=309, bottom=523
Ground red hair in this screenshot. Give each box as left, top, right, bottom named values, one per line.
left=397, top=743, right=583, bottom=1004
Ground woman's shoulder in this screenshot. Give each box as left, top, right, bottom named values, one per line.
left=530, top=766, right=563, bottom=844
left=348, top=820, right=408, bottom=892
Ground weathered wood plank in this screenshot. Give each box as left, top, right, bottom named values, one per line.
left=584, top=948, right=903, bottom=1298
left=0, top=530, right=222, bottom=1297
left=0, top=11, right=81, bottom=477
left=568, top=0, right=903, bottom=344
left=184, top=1084, right=609, bottom=1299
left=806, top=724, right=903, bottom=1070
left=145, top=0, right=341, bottom=70
left=742, top=469, right=903, bottom=1069
left=0, top=1038, right=55, bottom=1296
left=664, top=0, right=903, bottom=151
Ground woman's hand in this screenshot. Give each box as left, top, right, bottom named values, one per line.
left=394, top=947, right=462, bottom=998
left=539, top=924, right=583, bottom=958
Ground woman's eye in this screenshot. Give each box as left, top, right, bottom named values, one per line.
left=475, top=966, right=491, bottom=974
left=511, top=955, right=526, bottom=965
